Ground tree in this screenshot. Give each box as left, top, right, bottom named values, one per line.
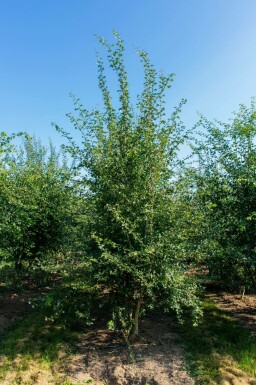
left=56, top=31, right=201, bottom=340
left=0, top=136, right=72, bottom=271
left=0, top=131, right=26, bottom=264
left=192, top=99, right=256, bottom=290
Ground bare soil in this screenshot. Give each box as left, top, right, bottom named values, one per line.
left=0, top=289, right=194, bottom=385
left=1, top=287, right=256, bottom=385
left=208, top=292, right=256, bottom=336
left=67, top=315, right=194, bottom=385
left=0, top=291, right=30, bottom=336
left=201, top=291, right=256, bottom=385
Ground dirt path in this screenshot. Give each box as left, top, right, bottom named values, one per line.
left=67, top=315, right=194, bottom=385
left=208, top=292, right=256, bottom=336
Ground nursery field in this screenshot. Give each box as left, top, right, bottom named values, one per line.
left=1, top=33, right=256, bottom=385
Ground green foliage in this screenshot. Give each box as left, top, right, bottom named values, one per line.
left=56, top=31, right=201, bottom=339
left=192, top=99, right=256, bottom=289
left=37, top=283, right=96, bottom=329
left=0, top=135, right=73, bottom=271
left=2, top=31, right=256, bottom=385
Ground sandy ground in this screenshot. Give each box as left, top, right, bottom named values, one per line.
left=204, top=292, right=256, bottom=385
left=0, top=290, right=194, bottom=385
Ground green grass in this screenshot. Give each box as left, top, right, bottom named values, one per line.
left=179, top=301, right=256, bottom=384
left=0, top=310, right=76, bottom=384
left=0, top=259, right=97, bottom=384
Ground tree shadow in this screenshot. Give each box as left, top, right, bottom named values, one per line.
left=0, top=309, right=76, bottom=384
left=209, top=293, right=256, bottom=336
left=179, top=301, right=256, bottom=384
left=0, top=291, right=30, bottom=336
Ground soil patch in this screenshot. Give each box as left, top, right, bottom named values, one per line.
left=67, top=314, right=194, bottom=385
left=0, top=292, right=31, bottom=336
left=208, top=292, right=256, bottom=336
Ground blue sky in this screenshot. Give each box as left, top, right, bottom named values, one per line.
left=1, top=0, right=256, bottom=145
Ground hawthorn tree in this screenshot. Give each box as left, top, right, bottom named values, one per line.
left=56, top=32, right=201, bottom=340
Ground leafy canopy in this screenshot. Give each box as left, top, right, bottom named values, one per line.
left=56, top=31, right=201, bottom=339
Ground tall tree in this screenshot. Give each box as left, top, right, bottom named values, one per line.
left=56, top=32, right=201, bottom=340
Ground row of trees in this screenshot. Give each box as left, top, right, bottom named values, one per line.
left=1, top=33, right=255, bottom=339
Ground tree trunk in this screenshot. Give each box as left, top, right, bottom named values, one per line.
left=129, top=297, right=142, bottom=342
left=244, top=263, right=256, bottom=291
left=14, top=255, right=22, bottom=272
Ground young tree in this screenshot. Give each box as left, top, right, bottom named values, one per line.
left=56, top=32, right=201, bottom=340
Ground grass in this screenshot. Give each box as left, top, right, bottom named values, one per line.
left=1, top=261, right=256, bottom=384
left=0, top=259, right=98, bottom=385
left=1, top=301, right=256, bottom=385
left=0, top=310, right=76, bottom=385
left=180, top=301, right=256, bottom=384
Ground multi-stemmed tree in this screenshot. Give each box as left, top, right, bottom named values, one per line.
left=56, top=32, right=201, bottom=340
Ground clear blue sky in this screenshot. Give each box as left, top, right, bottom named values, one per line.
left=1, top=0, right=256, bottom=145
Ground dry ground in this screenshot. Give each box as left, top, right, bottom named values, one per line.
left=0, top=290, right=194, bottom=385
left=66, top=315, right=193, bottom=385
left=208, top=292, right=256, bottom=336
left=204, top=292, right=256, bottom=385
left=1, top=288, right=256, bottom=385
left=0, top=292, right=30, bottom=336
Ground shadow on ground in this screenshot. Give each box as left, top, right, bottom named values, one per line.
left=209, top=292, right=256, bottom=336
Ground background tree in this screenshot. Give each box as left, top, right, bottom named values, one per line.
left=192, top=99, right=256, bottom=290
left=0, top=136, right=73, bottom=271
